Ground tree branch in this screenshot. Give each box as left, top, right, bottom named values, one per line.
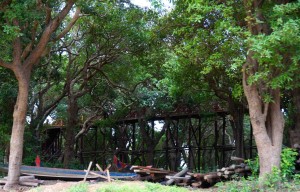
left=21, top=21, right=38, bottom=60
left=0, top=0, right=12, bottom=11
left=75, top=114, right=99, bottom=140
left=0, top=60, right=12, bottom=69
left=53, top=7, right=81, bottom=42
left=12, top=25, right=22, bottom=68
left=23, top=0, right=76, bottom=68
left=262, top=102, right=269, bottom=122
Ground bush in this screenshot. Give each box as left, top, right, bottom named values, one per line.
left=281, top=147, right=298, bottom=180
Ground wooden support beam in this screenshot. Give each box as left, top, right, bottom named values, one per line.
left=107, top=170, right=111, bottom=182
left=96, top=163, right=103, bottom=172
left=83, top=161, right=93, bottom=182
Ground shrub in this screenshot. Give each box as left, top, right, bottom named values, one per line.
left=281, top=147, right=298, bottom=180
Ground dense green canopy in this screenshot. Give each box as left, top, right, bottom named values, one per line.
left=0, top=0, right=300, bottom=187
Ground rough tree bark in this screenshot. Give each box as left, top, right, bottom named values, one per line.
left=243, top=0, right=286, bottom=178
left=6, top=66, right=31, bottom=187
left=63, top=96, right=78, bottom=168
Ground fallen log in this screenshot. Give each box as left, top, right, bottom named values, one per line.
left=166, top=168, right=189, bottom=186
left=231, top=156, right=245, bottom=162
left=0, top=179, right=39, bottom=187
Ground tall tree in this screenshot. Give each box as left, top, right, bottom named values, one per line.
left=0, top=0, right=79, bottom=188
left=242, top=0, right=300, bottom=177
left=169, top=0, right=300, bottom=178
left=161, top=0, right=247, bottom=158
left=58, top=1, right=157, bottom=167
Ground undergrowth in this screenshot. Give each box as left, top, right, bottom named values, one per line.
left=217, top=147, right=300, bottom=192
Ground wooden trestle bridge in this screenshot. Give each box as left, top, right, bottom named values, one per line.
left=42, top=106, right=256, bottom=172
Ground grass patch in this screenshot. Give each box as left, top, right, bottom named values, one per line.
left=67, top=182, right=89, bottom=192
left=96, top=181, right=189, bottom=192
left=216, top=177, right=300, bottom=192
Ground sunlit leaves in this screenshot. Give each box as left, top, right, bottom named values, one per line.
left=247, top=0, right=300, bottom=90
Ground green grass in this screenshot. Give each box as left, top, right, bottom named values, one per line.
left=96, top=181, right=189, bottom=192
left=67, top=183, right=89, bottom=192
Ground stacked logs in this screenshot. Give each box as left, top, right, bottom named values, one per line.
left=131, top=166, right=174, bottom=182
left=165, top=158, right=252, bottom=189
left=165, top=171, right=222, bottom=188
left=186, top=171, right=221, bottom=188
left=0, top=176, right=44, bottom=187
left=216, top=163, right=251, bottom=179
left=165, top=164, right=251, bottom=189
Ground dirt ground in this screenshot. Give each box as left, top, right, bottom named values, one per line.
left=0, top=180, right=217, bottom=192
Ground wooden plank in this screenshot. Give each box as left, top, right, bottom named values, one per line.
left=0, top=180, right=39, bottom=187
left=107, top=170, right=111, bottom=182
left=104, top=164, right=111, bottom=172
left=83, top=161, right=93, bottom=182
left=134, top=170, right=171, bottom=174
left=165, top=175, right=191, bottom=180
left=96, top=164, right=104, bottom=172
left=85, top=170, right=114, bottom=181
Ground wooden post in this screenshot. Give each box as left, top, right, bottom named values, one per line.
left=214, top=118, right=219, bottom=167
left=80, top=136, right=84, bottom=164
left=166, top=122, right=169, bottom=170
left=250, top=124, right=253, bottom=159
left=188, top=118, right=192, bottom=169
left=198, top=117, right=201, bottom=171
left=107, top=170, right=111, bottom=182
left=94, top=127, right=98, bottom=164
left=175, top=119, right=179, bottom=171
left=132, top=123, right=136, bottom=165
left=96, top=163, right=104, bottom=172
left=102, top=128, right=106, bottom=168
left=151, top=120, right=155, bottom=165
left=83, top=161, right=93, bottom=182
left=222, top=115, right=226, bottom=167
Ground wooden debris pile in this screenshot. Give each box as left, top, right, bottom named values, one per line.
left=166, top=171, right=221, bottom=188
left=131, top=166, right=174, bottom=182
left=0, top=176, right=44, bottom=187
left=216, top=163, right=251, bottom=179
left=164, top=163, right=251, bottom=189
left=131, top=156, right=253, bottom=189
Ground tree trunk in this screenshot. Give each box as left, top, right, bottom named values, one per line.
left=243, top=61, right=284, bottom=177
left=4, top=69, right=30, bottom=189
left=63, top=96, right=78, bottom=168
left=243, top=0, right=285, bottom=178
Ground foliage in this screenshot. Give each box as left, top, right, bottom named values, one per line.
left=67, top=182, right=89, bottom=192
left=281, top=148, right=298, bottom=179
left=245, top=156, right=259, bottom=177
left=246, top=147, right=298, bottom=180
left=217, top=174, right=300, bottom=192
left=247, top=0, right=300, bottom=91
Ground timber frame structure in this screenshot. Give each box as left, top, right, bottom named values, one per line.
left=73, top=107, right=256, bottom=172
